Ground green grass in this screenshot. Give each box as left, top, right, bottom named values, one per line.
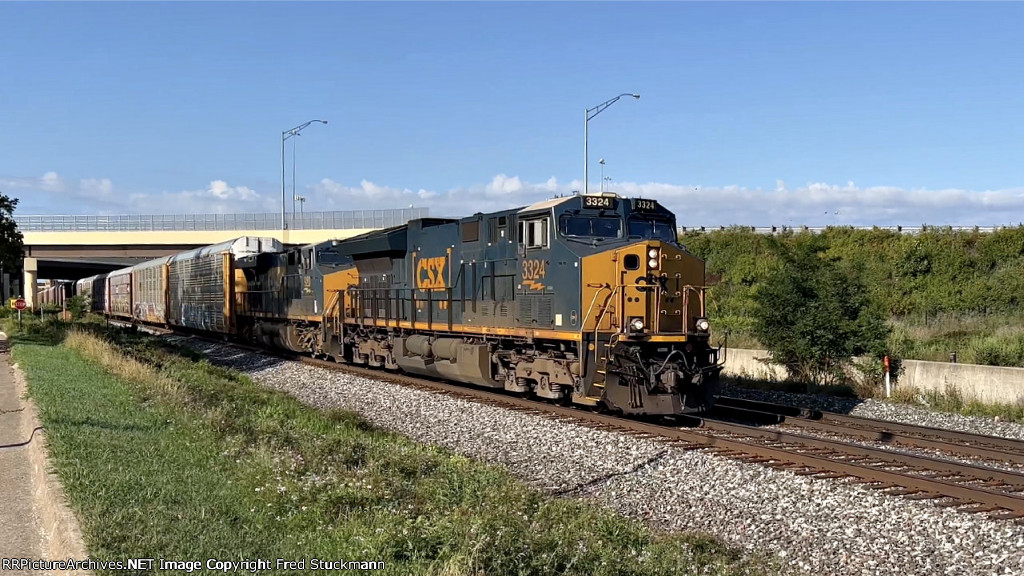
left=889, top=312, right=1024, bottom=367
left=722, top=312, right=1024, bottom=368
left=11, top=324, right=770, bottom=576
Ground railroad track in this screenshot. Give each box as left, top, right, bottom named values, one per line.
left=291, top=357, right=1024, bottom=523
left=129, top=328, right=1024, bottom=523
left=716, top=396, right=1024, bottom=466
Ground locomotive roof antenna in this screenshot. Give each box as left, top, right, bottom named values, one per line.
left=281, top=119, right=328, bottom=232
left=584, top=93, right=639, bottom=196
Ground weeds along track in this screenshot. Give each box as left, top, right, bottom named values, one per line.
left=144, top=329, right=1024, bottom=524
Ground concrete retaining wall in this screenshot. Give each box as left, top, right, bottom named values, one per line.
left=721, top=347, right=1024, bottom=405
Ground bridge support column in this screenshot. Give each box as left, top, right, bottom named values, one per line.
left=23, top=257, right=37, bottom=310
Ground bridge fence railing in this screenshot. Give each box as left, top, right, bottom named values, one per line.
left=15, top=208, right=430, bottom=232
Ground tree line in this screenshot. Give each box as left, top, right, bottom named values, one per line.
left=682, top=226, right=1024, bottom=380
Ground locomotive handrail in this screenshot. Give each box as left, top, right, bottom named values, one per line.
left=677, top=285, right=706, bottom=333
left=323, top=290, right=341, bottom=321
left=582, top=284, right=614, bottom=376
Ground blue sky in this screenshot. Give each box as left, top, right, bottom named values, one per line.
left=1, top=2, right=1022, bottom=226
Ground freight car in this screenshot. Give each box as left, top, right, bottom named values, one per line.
left=106, top=267, right=133, bottom=319
left=75, top=273, right=109, bottom=314
left=165, top=237, right=283, bottom=333
left=36, top=281, right=73, bottom=309
left=75, top=238, right=282, bottom=328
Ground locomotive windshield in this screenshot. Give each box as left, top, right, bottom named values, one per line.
left=559, top=215, right=622, bottom=239
left=628, top=216, right=677, bottom=243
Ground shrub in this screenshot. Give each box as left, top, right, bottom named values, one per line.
left=752, top=239, right=890, bottom=387
left=66, top=295, right=88, bottom=321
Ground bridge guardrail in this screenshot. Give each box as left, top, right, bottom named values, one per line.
left=15, top=208, right=429, bottom=232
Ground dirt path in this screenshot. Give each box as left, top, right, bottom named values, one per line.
left=0, top=333, right=90, bottom=575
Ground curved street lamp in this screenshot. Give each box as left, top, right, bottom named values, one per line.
left=584, top=93, right=639, bottom=195
left=281, top=119, right=327, bottom=230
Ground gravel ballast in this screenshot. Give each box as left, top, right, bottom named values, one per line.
left=187, top=341, right=1024, bottom=576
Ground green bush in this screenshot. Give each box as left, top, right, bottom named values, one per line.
left=750, top=237, right=890, bottom=387
left=66, top=295, right=88, bottom=321
left=965, top=335, right=1024, bottom=367
left=685, top=226, right=1024, bottom=367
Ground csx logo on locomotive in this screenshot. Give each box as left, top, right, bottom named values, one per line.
left=416, top=256, right=448, bottom=290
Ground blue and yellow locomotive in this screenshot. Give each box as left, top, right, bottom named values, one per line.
left=238, top=193, right=723, bottom=415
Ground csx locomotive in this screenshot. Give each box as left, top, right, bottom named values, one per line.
left=73, top=193, right=723, bottom=415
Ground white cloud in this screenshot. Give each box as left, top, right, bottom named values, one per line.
left=40, top=171, right=65, bottom=193
left=80, top=177, right=113, bottom=197
left=207, top=180, right=257, bottom=200
left=0, top=172, right=119, bottom=213
left=485, top=174, right=523, bottom=196
left=314, top=178, right=436, bottom=204
left=5, top=170, right=1024, bottom=227
left=127, top=180, right=268, bottom=214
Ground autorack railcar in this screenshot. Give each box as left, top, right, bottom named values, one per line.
left=75, top=273, right=110, bottom=314
left=106, top=268, right=134, bottom=319
left=165, top=237, right=282, bottom=333
left=36, top=281, right=73, bottom=309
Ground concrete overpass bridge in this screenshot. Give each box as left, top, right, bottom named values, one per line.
left=14, top=208, right=427, bottom=308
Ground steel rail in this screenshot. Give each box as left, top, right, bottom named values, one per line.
left=700, top=419, right=1024, bottom=492
left=717, top=396, right=1024, bottom=464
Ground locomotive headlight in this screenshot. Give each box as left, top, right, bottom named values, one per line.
left=696, top=317, right=710, bottom=332
left=630, top=318, right=645, bottom=332
left=648, top=248, right=659, bottom=259
left=648, top=258, right=659, bottom=269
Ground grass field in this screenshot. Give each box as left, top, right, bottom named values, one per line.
left=889, top=312, right=1024, bottom=366
left=10, top=322, right=769, bottom=576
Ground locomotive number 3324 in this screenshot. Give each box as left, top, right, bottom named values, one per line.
left=522, top=259, right=547, bottom=280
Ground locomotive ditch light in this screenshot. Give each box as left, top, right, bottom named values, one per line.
left=630, top=318, right=645, bottom=333
left=696, top=317, right=710, bottom=332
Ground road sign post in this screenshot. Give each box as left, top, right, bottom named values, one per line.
left=14, top=298, right=26, bottom=330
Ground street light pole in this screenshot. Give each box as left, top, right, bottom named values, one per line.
left=281, top=119, right=327, bottom=231
left=584, top=93, right=639, bottom=195
left=292, top=134, right=297, bottom=229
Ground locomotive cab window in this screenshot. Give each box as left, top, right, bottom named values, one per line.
left=518, top=217, right=549, bottom=249
left=559, top=215, right=621, bottom=239
left=628, top=216, right=677, bottom=243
